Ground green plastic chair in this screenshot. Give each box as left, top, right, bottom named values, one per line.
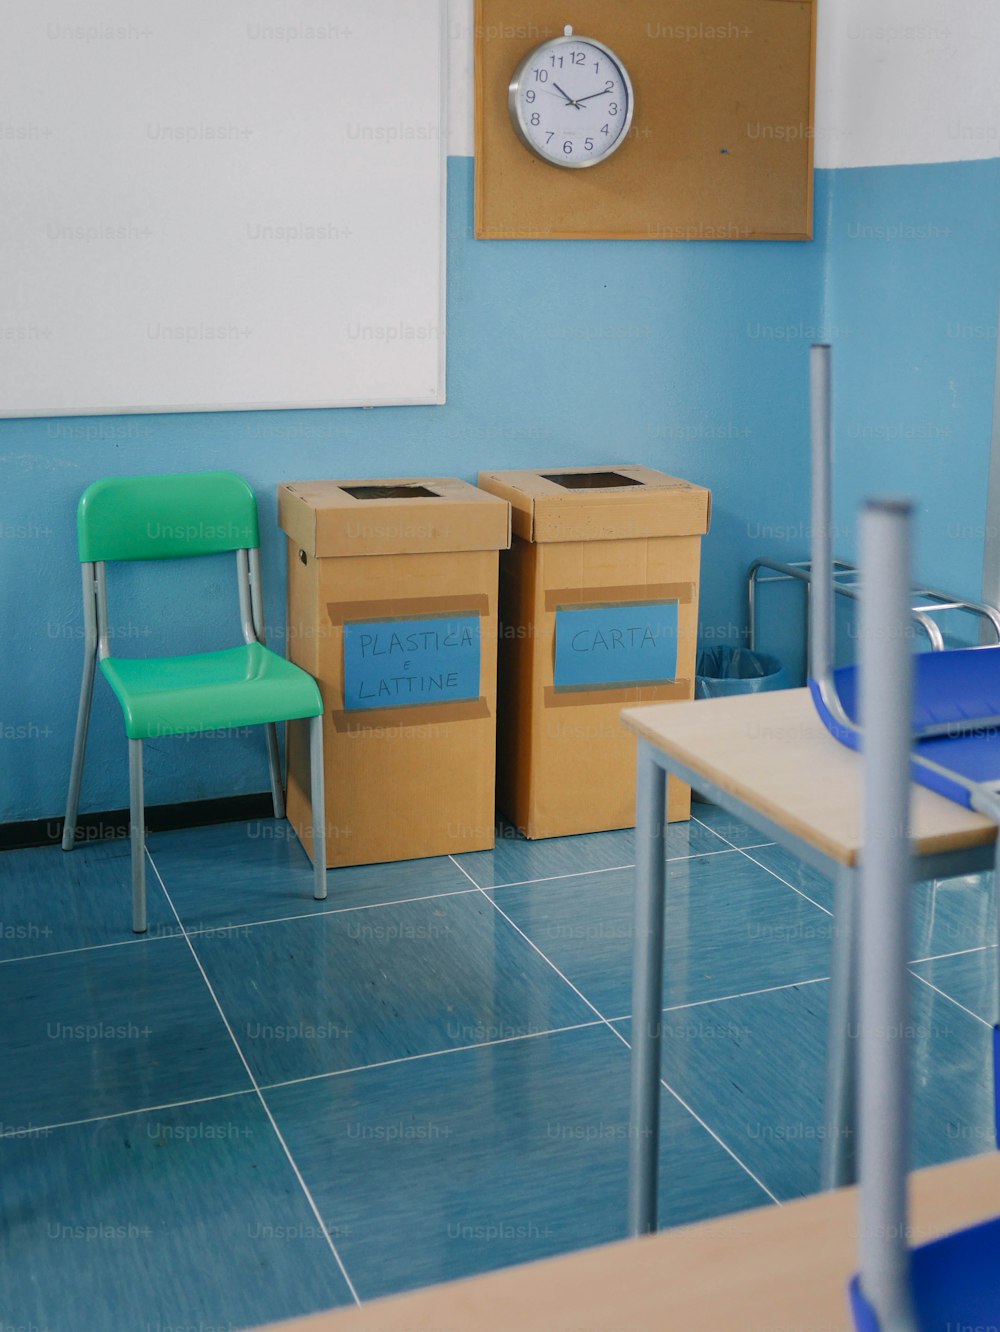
left=62, top=471, right=328, bottom=931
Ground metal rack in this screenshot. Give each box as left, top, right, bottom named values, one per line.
left=747, top=555, right=1000, bottom=655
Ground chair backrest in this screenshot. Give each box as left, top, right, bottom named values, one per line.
left=77, top=471, right=259, bottom=563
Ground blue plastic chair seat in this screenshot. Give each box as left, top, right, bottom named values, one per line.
left=849, top=1214, right=1000, bottom=1329
left=830, top=645, right=1000, bottom=739
left=810, top=674, right=1000, bottom=811
left=100, top=643, right=323, bottom=739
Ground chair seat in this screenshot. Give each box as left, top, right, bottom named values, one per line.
left=100, top=643, right=322, bottom=739
left=850, top=1214, right=1000, bottom=1329
left=831, top=645, right=1000, bottom=739
left=810, top=669, right=1000, bottom=812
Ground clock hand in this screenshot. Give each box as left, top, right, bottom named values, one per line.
left=551, top=82, right=582, bottom=108
left=575, top=89, right=613, bottom=104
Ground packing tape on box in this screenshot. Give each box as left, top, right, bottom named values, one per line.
left=543, top=681, right=691, bottom=709
left=326, top=593, right=491, bottom=626
left=328, top=697, right=492, bottom=732
left=542, top=581, right=693, bottom=611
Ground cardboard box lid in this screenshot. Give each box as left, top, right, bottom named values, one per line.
left=278, top=478, right=511, bottom=558
left=476, top=465, right=712, bottom=544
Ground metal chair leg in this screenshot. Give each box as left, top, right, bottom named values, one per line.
left=63, top=564, right=99, bottom=851
left=63, top=649, right=96, bottom=851
left=129, top=738, right=148, bottom=934
left=264, top=722, right=285, bottom=819
left=309, top=713, right=327, bottom=900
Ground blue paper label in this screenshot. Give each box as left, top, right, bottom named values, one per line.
left=343, top=615, right=481, bottom=711
left=553, top=602, right=679, bottom=690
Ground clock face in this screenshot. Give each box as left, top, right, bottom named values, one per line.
left=508, top=35, right=634, bottom=169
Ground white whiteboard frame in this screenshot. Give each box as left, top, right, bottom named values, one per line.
left=0, top=2, right=447, bottom=418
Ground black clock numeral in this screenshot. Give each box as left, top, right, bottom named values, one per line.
left=593, top=60, right=600, bottom=73
left=609, top=103, right=618, bottom=116
left=571, top=51, right=585, bottom=64
left=563, top=140, right=573, bottom=155
left=584, top=137, right=594, bottom=151
left=605, top=80, right=614, bottom=91
left=545, top=131, right=554, bottom=144
left=530, top=113, right=540, bottom=126
left=548, top=53, right=564, bottom=67
left=601, top=124, right=610, bottom=136
left=534, top=68, right=548, bottom=82
left=525, top=89, right=535, bottom=103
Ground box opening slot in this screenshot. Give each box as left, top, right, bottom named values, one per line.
left=342, top=484, right=440, bottom=501
left=542, top=471, right=642, bottom=491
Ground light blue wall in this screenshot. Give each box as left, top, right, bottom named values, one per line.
left=1, top=156, right=995, bottom=823
left=824, top=158, right=1000, bottom=600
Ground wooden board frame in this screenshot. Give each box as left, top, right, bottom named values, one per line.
left=475, top=0, right=816, bottom=240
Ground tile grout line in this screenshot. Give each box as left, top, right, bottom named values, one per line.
left=256, top=1020, right=610, bottom=1093
left=908, top=968, right=993, bottom=1029
left=910, top=942, right=996, bottom=966
left=2, top=1023, right=612, bottom=1143
left=690, top=816, right=833, bottom=918
left=146, top=850, right=362, bottom=1306
left=0, top=929, right=179, bottom=968
left=178, top=884, right=484, bottom=933
left=448, top=855, right=781, bottom=1208
left=602, top=973, right=832, bottom=1024
left=0, top=1087, right=259, bottom=1141
left=0, top=885, right=490, bottom=969
left=482, top=846, right=748, bottom=893
left=448, top=854, right=486, bottom=891
left=485, top=862, right=636, bottom=891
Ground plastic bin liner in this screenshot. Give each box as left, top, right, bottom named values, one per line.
left=695, top=646, right=789, bottom=698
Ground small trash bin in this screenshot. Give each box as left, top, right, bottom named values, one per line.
left=695, top=646, right=789, bottom=699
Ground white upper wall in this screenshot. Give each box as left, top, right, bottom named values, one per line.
left=814, top=0, right=999, bottom=167
left=449, top=0, right=1000, bottom=168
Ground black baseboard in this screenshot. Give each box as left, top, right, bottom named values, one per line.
left=0, top=792, right=276, bottom=852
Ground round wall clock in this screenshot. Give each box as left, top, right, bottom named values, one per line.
left=507, top=26, right=634, bottom=169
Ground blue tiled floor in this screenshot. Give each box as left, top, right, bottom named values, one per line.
left=268, top=1023, right=769, bottom=1299
left=0, top=809, right=995, bottom=1329
left=490, top=853, right=834, bottom=1015
left=613, top=975, right=993, bottom=1201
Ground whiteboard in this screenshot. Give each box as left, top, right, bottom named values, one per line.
left=0, top=1, right=447, bottom=416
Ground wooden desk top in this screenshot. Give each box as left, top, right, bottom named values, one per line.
left=257, top=1153, right=1000, bottom=1332
left=620, top=687, right=995, bottom=867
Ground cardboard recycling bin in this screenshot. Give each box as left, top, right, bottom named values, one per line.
left=278, top=478, right=511, bottom=867
left=476, top=465, right=711, bottom=839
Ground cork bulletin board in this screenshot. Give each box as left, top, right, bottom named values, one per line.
left=474, top=0, right=816, bottom=240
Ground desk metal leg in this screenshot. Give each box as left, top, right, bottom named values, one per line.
left=821, top=862, right=858, bottom=1189
left=628, top=740, right=668, bottom=1237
